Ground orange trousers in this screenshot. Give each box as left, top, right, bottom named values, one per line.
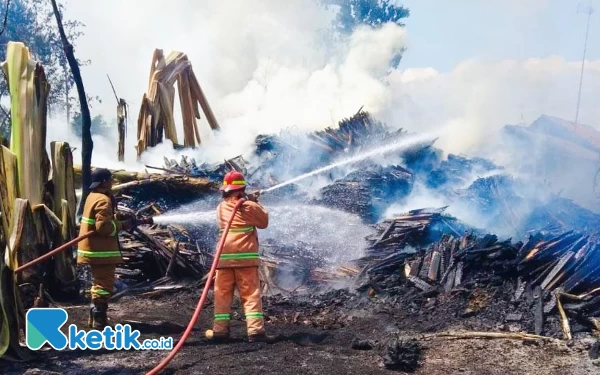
left=213, top=267, right=264, bottom=336
left=90, top=264, right=116, bottom=304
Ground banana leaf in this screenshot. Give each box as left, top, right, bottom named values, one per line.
left=1, top=41, right=50, bottom=206
left=0, top=146, right=18, bottom=240
left=50, top=141, right=76, bottom=227
left=0, top=200, right=34, bottom=361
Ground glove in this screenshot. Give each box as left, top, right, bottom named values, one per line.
left=247, top=191, right=261, bottom=202
left=115, top=212, right=128, bottom=221
left=120, top=218, right=135, bottom=231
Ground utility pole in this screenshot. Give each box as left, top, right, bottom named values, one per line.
left=575, top=1, right=593, bottom=129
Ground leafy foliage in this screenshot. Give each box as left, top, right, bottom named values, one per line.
left=70, top=113, right=113, bottom=139
left=322, top=0, right=410, bottom=68
left=0, top=0, right=91, bottom=137
left=328, top=0, right=410, bottom=34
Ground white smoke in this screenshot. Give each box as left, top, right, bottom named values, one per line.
left=48, top=1, right=600, bottom=178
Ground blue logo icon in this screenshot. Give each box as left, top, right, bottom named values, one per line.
left=25, top=307, right=173, bottom=351
left=26, top=308, right=69, bottom=350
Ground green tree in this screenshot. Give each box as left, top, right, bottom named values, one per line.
left=329, top=0, right=409, bottom=33
left=323, top=0, right=410, bottom=68
left=71, top=113, right=114, bottom=139
left=0, top=0, right=93, bottom=137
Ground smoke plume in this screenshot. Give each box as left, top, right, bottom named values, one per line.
left=48, top=1, right=599, bottom=173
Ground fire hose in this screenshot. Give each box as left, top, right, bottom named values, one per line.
left=13, top=196, right=249, bottom=374
left=14, top=215, right=154, bottom=273
left=144, top=197, right=247, bottom=375
left=14, top=231, right=95, bottom=273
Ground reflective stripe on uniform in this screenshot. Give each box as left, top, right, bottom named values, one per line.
left=219, top=253, right=260, bottom=260
left=77, top=250, right=121, bottom=258
left=81, top=217, right=95, bottom=225
left=214, top=313, right=231, bottom=321
left=245, top=312, right=264, bottom=319
left=91, top=287, right=111, bottom=296
left=219, top=226, right=254, bottom=234
left=110, top=220, right=117, bottom=237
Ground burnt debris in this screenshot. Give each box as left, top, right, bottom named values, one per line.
left=107, top=110, right=600, bottom=341
left=351, top=207, right=600, bottom=339
left=317, top=165, right=414, bottom=223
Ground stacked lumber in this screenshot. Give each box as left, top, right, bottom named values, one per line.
left=515, top=231, right=600, bottom=338
left=248, top=110, right=432, bottom=192
left=402, top=233, right=515, bottom=293
left=136, top=49, right=220, bottom=156
left=426, top=154, right=499, bottom=189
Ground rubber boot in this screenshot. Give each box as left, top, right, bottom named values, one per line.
left=247, top=332, right=282, bottom=344
left=87, top=306, right=94, bottom=328
left=91, top=302, right=111, bottom=330
left=205, top=329, right=230, bottom=343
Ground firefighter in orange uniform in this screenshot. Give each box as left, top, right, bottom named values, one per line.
left=77, top=168, right=134, bottom=329
left=205, top=171, right=279, bottom=343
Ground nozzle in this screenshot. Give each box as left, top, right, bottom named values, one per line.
left=138, top=217, right=154, bottom=225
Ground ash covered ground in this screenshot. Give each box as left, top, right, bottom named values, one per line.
left=5, top=113, right=600, bottom=374
left=4, top=288, right=599, bottom=375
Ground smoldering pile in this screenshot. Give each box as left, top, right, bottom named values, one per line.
left=152, top=110, right=431, bottom=222
left=349, top=207, right=600, bottom=340
left=110, top=110, right=600, bottom=341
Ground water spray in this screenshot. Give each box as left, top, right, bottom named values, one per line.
left=262, top=131, right=437, bottom=193
left=143, top=132, right=439, bottom=372
left=152, top=131, right=438, bottom=226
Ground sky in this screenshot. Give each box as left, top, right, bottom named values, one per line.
left=400, top=0, right=599, bottom=71
left=53, top=0, right=600, bottom=170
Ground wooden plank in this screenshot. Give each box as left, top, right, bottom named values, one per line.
left=444, top=268, right=456, bottom=292
left=428, top=251, right=441, bottom=281
left=454, top=262, right=464, bottom=287
left=374, top=221, right=395, bottom=247
left=408, top=275, right=434, bottom=292
left=534, top=286, right=544, bottom=336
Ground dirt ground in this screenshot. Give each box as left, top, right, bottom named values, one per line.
left=2, top=288, right=600, bottom=375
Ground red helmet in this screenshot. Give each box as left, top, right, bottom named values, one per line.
left=220, top=170, right=247, bottom=192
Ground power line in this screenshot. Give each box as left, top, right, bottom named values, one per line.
left=575, top=1, right=594, bottom=129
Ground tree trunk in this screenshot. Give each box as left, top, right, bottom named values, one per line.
left=65, top=66, right=70, bottom=124
left=50, top=0, right=92, bottom=218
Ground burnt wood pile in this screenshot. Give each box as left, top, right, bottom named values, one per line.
left=402, top=232, right=515, bottom=294
left=259, top=239, right=360, bottom=293
left=115, top=222, right=206, bottom=285
left=355, top=207, right=466, bottom=273
left=317, top=165, right=414, bottom=223
left=158, top=155, right=247, bottom=180
left=425, top=154, right=500, bottom=190
left=247, top=110, right=425, bottom=191
left=307, top=110, right=399, bottom=153
left=354, top=208, right=600, bottom=338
